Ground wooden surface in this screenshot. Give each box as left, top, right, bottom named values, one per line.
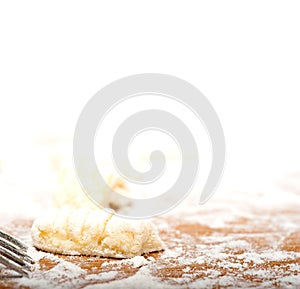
left=0, top=199, right=299, bottom=289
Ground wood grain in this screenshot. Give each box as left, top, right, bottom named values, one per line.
left=0, top=204, right=299, bottom=288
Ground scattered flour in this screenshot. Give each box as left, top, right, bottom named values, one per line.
left=102, top=256, right=150, bottom=269
left=1, top=165, right=300, bottom=288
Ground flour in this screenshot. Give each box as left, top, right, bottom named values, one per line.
left=16, top=246, right=86, bottom=289
left=101, top=256, right=150, bottom=269
left=1, top=165, right=300, bottom=288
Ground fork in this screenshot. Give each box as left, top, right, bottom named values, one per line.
left=0, top=230, right=34, bottom=278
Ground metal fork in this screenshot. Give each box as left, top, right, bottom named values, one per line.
left=0, top=230, right=34, bottom=278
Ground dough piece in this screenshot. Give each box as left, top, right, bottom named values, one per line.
left=53, top=167, right=131, bottom=212
left=31, top=208, right=164, bottom=258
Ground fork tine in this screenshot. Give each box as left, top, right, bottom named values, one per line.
left=0, top=231, right=28, bottom=250
left=0, top=230, right=34, bottom=277
left=0, top=239, right=34, bottom=265
left=0, top=246, right=33, bottom=272
left=0, top=255, right=29, bottom=277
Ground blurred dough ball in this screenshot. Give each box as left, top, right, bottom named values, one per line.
left=54, top=166, right=131, bottom=212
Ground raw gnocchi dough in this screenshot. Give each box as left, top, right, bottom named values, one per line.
left=53, top=167, right=131, bottom=212
left=31, top=208, right=164, bottom=258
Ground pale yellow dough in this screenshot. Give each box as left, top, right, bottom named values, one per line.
left=31, top=208, right=164, bottom=258
left=53, top=167, right=131, bottom=212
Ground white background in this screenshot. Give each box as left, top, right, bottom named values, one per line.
left=0, top=1, right=300, bottom=200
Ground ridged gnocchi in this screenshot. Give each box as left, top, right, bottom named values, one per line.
left=31, top=208, right=164, bottom=258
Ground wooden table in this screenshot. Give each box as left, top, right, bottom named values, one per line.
left=0, top=197, right=299, bottom=289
